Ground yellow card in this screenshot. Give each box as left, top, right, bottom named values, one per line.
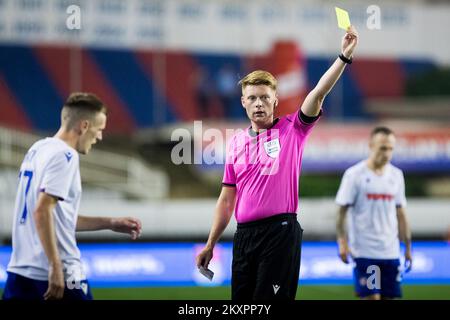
left=335, top=7, right=351, bottom=30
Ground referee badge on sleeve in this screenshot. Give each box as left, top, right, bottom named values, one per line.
left=264, top=138, right=281, bottom=158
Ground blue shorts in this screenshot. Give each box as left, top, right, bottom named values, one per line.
left=353, top=258, right=402, bottom=298
left=2, top=272, right=93, bottom=300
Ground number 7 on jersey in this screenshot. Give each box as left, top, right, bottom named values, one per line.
left=19, top=170, right=33, bottom=224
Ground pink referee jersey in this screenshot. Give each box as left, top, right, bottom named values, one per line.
left=223, top=111, right=321, bottom=223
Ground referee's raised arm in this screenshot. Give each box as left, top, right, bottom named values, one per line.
left=300, top=25, right=359, bottom=117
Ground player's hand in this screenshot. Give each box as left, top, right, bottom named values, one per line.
left=341, top=25, right=358, bottom=59
left=44, top=262, right=65, bottom=300
left=196, top=247, right=214, bottom=269
left=338, top=242, right=351, bottom=264
left=111, top=217, right=142, bottom=240
left=404, top=250, right=413, bottom=273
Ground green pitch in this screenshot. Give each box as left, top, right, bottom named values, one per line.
left=91, top=285, right=450, bottom=300
left=1, top=285, right=449, bottom=300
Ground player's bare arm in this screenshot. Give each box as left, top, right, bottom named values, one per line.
left=34, top=192, right=65, bottom=300
left=301, top=26, right=358, bottom=117
left=76, top=216, right=142, bottom=240
left=336, top=205, right=351, bottom=264
left=196, top=186, right=236, bottom=269
left=397, top=207, right=413, bottom=272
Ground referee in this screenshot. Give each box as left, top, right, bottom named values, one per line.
left=196, top=26, right=359, bottom=300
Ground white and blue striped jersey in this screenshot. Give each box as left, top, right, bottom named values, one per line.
left=7, top=137, right=86, bottom=282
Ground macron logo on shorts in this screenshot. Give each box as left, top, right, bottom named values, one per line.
left=273, top=284, right=280, bottom=294
left=81, top=282, right=88, bottom=295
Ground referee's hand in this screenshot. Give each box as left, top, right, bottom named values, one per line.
left=196, top=247, right=213, bottom=269
left=341, top=25, right=359, bottom=59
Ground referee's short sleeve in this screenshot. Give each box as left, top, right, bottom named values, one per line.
left=222, top=135, right=237, bottom=186
left=299, top=109, right=322, bottom=124
left=222, top=164, right=236, bottom=186
left=289, top=109, right=322, bottom=138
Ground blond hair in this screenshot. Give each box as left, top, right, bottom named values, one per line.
left=238, top=70, right=277, bottom=94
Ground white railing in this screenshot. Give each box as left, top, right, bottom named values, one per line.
left=0, top=126, right=169, bottom=200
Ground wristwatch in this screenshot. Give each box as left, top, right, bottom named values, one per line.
left=339, top=53, right=353, bottom=64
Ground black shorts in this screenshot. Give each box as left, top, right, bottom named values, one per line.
left=232, top=213, right=303, bottom=300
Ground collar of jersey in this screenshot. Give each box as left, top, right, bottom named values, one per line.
left=248, top=118, right=280, bottom=137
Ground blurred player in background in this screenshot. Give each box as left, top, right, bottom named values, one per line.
left=2, top=93, right=142, bottom=300
left=197, top=26, right=359, bottom=300
left=336, top=126, right=413, bottom=300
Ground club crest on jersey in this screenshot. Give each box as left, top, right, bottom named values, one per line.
left=263, top=138, right=280, bottom=158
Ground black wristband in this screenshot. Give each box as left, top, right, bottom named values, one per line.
left=339, top=53, right=352, bottom=64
